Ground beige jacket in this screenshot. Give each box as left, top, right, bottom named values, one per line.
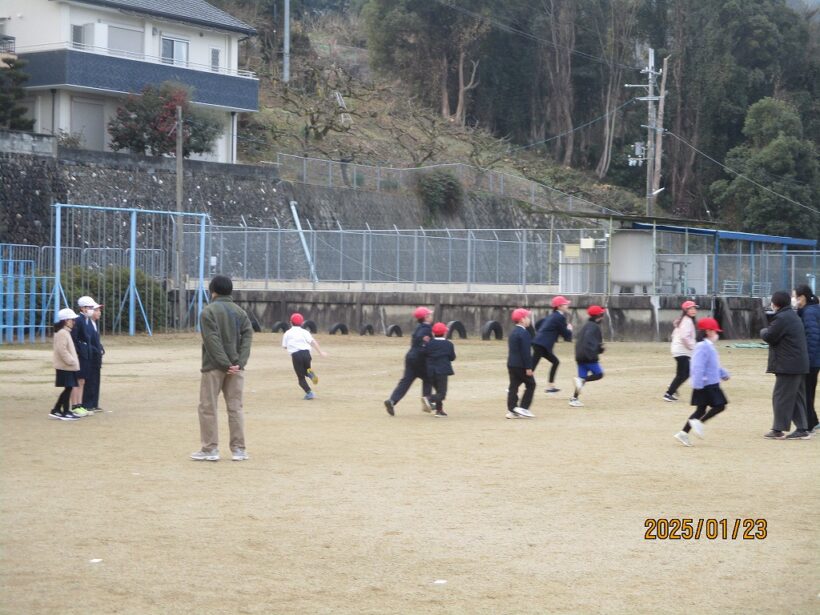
left=53, top=327, right=80, bottom=371
left=670, top=316, right=697, bottom=358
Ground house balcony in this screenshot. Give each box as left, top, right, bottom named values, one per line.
left=1, top=35, right=15, bottom=54
left=18, top=42, right=258, bottom=112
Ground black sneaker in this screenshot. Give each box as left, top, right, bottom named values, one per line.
left=48, top=411, right=62, bottom=420
left=59, top=412, right=80, bottom=421
left=434, top=409, right=448, bottom=417
left=384, top=399, right=395, bottom=416
left=663, top=393, right=676, bottom=402
left=763, top=430, right=786, bottom=439
left=784, top=430, right=812, bottom=440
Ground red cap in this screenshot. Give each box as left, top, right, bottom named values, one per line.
left=697, top=317, right=722, bottom=332
left=587, top=305, right=606, bottom=317
left=551, top=295, right=571, bottom=309
left=290, top=313, right=304, bottom=326
left=413, top=306, right=432, bottom=320
left=511, top=308, right=531, bottom=323
left=431, top=322, right=448, bottom=337
left=681, top=300, right=699, bottom=310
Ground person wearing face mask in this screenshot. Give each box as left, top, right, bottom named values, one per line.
left=82, top=306, right=105, bottom=412
left=792, top=284, right=820, bottom=432
left=760, top=291, right=811, bottom=440
left=70, top=296, right=102, bottom=417
left=673, top=318, right=730, bottom=447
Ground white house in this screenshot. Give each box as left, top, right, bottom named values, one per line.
left=1, top=0, right=258, bottom=163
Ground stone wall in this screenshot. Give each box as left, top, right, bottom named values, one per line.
left=0, top=130, right=57, bottom=156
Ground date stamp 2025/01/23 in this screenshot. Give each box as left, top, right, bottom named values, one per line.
left=644, top=518, right=767, bottom=540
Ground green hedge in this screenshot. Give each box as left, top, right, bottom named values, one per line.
left=416, top=169, right=464, bottom=218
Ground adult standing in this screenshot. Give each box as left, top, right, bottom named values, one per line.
left=663, top=301, right=698, bottom=402
left=191, top=275, right=253, bottom=462
left=760, top=291, right=811, bottom=440
left=793, top=284, right=820, bottom=431
left=82, top=305, right=105, bottom=411
left=383, top=307, right=434, bottom=416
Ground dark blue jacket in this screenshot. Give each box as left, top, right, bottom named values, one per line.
left=507, top=325, right=534, bottom=369
left=532, top=310, right=572, bottom=350
left=87, top=319, right=104, bottom=366
left=406, top=322, right=433, bottom=362
left=798, top=302, right=820, bottom=368
left=575, top=318, right=604, bottom=364
left=424, top=337, right=456, bottom=376
left=71, top=313, right=96, bottom=364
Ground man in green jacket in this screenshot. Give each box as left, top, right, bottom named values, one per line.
left=191, top=275, right=254, bottom=462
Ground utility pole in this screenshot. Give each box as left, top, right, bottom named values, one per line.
left=652, top=56, right=669, bottom=196
left=283, top=0, right=290, bottom=83
left=175, top=105, right=186, bottom=330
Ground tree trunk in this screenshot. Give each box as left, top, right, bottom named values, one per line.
left=454, top=51, right=480, bottom=126
left=440, top=52, right=451, bottom=119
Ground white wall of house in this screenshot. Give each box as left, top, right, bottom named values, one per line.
left=5, top=0, right=249, bottom=162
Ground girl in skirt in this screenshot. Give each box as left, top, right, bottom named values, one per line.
left=50, top=308, right=82, bottom=420
left=674, top=317, right=729, bottom=446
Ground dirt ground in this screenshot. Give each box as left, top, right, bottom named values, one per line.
left=1, top=332, right=818, bottom=615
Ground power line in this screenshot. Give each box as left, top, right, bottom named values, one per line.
left=665, top=130, right=819, bottom=216
left=429, top=0, right=640, bottom=71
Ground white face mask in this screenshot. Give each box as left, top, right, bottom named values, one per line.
left=791, top=297, right=798, bottom=309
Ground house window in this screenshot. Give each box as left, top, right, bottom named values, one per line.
left=161, top=37, right=188, bottom=66
left=108, top=26, right=143, bottom=57
left=210, top=48, right=221, bottom=72
left=72, top=24, right=93, bottom=49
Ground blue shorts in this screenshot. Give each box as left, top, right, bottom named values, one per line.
left=577, top=362, right=603, bottom=379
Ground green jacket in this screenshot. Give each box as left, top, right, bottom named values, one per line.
left=200, top=296, right=253, bottom=372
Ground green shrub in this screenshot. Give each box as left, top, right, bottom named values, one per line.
left=416, top=169, right=464, bottom=217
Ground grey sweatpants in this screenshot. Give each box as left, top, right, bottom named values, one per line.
left=772, top=373, right=808, bottom=432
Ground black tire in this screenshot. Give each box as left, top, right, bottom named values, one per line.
left=359, top=324, right=374, bottom=336
left=248, top=311, right=262, bottom=333
left=329, top=323, right=349, bottom=335
left=302, top=319, right=318, bottom=333
left=386, top=324, right=403, bottom=337
left=271, top=321, right=290, bottom=333
left=481, top=320, right=503, bottom=341
left=446, top=320, right=467, bottom=339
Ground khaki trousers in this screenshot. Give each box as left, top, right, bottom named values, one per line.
left=198, top=369, right=245, bottom=453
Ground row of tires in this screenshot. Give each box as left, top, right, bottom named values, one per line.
left=269, top=319, right=508, bottom=340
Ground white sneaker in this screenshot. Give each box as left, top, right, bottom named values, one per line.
left=505, top=411, right=525, bottom=419
left=513, top=406, right=535, bottom=418
left=688, top=419, right=705, bottom=438
left=573, top=376, right=585, bottom=392
left=674, top=431, right=692, bottom=447
left=190, top=450, right=220, bottom=461
left=232, top=449, right=249, bottom=461
left=568, top=398, right=584, bottom=407
left=421, top=396, right=433, bottom=413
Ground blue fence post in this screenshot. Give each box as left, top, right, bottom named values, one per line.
left=53, top=204, right=63, bottom=324
left=196, top=215, right=206, bottom=332
left=0, top=273, right=4, bottom=345
left=28, top=270, right=35, bottom=342
left=129, top=209, right=137, bottom=336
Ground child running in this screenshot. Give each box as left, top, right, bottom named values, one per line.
left=663, top=300, right=698, bottom=402
left=384, top=307, right=434, bottom=416
left=570, top=305, right=606, bottom=407
left=50, top=308, right=82, bottom=421
left=673, top=318, right=730, bottom=447
left=281, top=313, right=327, bottom=400
left=507, top=308, right=536, bottom=419
left=424, top=322, right=456, bottom=417
left=531, top=295, right=573, bottom=394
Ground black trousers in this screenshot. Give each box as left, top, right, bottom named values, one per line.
left=291, top=349, right=313, bottom=393
left=682, top=404, right=726, bottom=432
left=430, top=373, right=449, bottom=410
left=772, top=373, right=808, bottom=431
left=507, top=367, right=535, bottom=411
left=532, top=344, right=560, bottom=383
left=389, top=356, right=431, bottom=404
left=53, top=387, right=71, bottom=413
left=805, top=367, right=819, bottom=430
left=666, top=356, right=690, bottom=396
left=83, top=360, right=101, bottom=408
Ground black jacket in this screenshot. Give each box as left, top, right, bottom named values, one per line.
left=575, top=318, right=604, bottom=364
left=532, top=310, right=572, bottom=350
left=798, top=302, right=820, bottom=369
left=71, top=313, right=95, bottom=364
left=424, top=337, right=456, bottom=376
left=761, top=306, right=809, bottom=374
left=507, top=325, right=534, bottom=369
left=406, top=322, right=433, bottom=363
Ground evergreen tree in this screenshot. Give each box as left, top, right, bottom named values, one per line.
left=0, top=57, right=35, bottom=131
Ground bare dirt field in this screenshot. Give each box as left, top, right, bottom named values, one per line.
left=1, top=333, right=818, bottom=614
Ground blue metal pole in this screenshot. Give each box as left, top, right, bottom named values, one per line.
left=712, top=233, right=719, bottom=295
left=54, top=204, right=63, bottom=324
left=0, top=273, right=4, bottom=345
left=129, top=210, right=137, bottom=336
left=28, top=270, right=35, bottom=342
left=197, top=215, right=206, bottom=331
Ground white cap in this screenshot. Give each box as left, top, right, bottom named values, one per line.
left=77, top=296, right=103, bottom=309
left=57, top=308, right=79, bottom=321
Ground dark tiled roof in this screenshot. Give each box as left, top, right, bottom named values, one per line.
left=74, top=0, right=256, bottom=35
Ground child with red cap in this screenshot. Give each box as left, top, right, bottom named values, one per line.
left=507, top=308, right=536, bottom=419
left=673, top=317, right=730, bottom=447
left=423, top=322, right=456, bottom=417
left=384, top=307, right=434, bottom=416
left=663, top=300, right=699, bottom=402
left=570, top=305, right=606, bottom=407
left=531, top=295, right=573, bottom=394
left=282, top=312, right=327, bottom=400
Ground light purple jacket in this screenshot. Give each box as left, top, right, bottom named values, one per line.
left=690, top=339, right=729, bottom=390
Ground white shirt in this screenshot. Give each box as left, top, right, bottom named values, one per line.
left=282, top=326, right=314, bottom=354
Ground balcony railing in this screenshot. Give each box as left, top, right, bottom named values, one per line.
left=16, top=41, right=256, bottom=79
left=0, top=35, right=15, bottom=54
